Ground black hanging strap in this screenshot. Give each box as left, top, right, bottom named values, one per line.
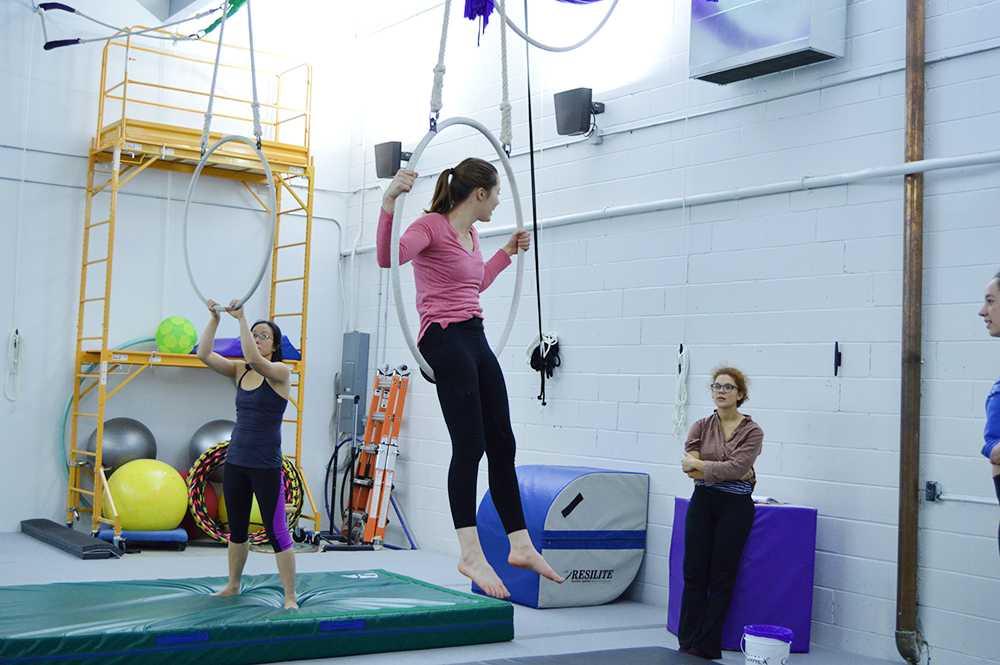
left=523, top=0, right=548, bottom=405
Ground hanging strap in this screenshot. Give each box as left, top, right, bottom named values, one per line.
left=430, top=0, right=453, bottom=131
left=497, top=0, right=512, bottom=153
left=200, top=0, right=230, bottom=154
left=201, top=0, right=263, bottom=153
left=244, top=0, right=264, bottom=148
left=522, top=0, right=548, bottom=405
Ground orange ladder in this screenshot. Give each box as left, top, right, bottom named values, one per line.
left=345, top=364, right=410, bottom=548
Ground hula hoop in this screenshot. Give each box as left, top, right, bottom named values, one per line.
left=187, top=441, right=304, bottom=545
left=182, top=134, right=277, bottom=311
left=391, top=117, right=525, bottom=381
left=496, top=0, right=620, bottom=53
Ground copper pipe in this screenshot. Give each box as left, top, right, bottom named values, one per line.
left=897, top=0, right=925, bottom=663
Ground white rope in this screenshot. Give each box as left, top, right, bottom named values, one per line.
left=672, top=345, right=690, bottom=438
left=498, top=0, right=512, bottom=150
left=430, top=0, right=453, bottom=126
left=65, top=5, right=220, bottom=37
left=7, top=8, right=35, bottom=403
left=34, top=2, right=49, bottom=44
left=244, top=0, right=264, bottom=143
left=674, top=78, right=694, bottom=440
left=494, top=0, right=620, bottom=53
left=4, top=329, right=21, bottom=402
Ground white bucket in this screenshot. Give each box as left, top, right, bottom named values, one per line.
left=742, top=633, right=791, bottom=665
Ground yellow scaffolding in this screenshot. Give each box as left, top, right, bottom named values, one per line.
left=65, top=30, right=320, bottom=543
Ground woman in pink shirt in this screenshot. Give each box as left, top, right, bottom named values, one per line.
left=377, top=158, right=563, bottom=599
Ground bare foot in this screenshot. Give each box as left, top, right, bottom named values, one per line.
left=508, top=545, right=564, bottom=583
left=458, top=555, right=510, bottom=599
left=214, top=584, right=240, bottom=597
left=283, top=598, right=299, bottom=610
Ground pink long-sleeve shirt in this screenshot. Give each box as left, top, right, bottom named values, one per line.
left=376, top=208, right=511, bottom=341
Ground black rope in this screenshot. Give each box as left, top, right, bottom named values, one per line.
left=340, top=445, right=358, bottom=543
left=324, top=448, right=336, bottom=533
left=324, top=436, right=352, bottom=536
left=523, top=0, right=547, bottom=406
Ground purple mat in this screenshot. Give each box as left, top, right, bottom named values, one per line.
left=193, top=336, right=301, bottom=361
left=666, top=497, right=817, bottom=653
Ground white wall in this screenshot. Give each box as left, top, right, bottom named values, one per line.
left=339, top=1, right=1000, bottom=663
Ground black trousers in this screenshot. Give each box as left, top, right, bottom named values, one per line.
left=419, top=318, right=526, bottom=533
left=678, top=485, right=755, bottom=658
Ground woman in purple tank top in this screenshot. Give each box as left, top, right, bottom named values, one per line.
left=196, top=299, right=298, bottom=609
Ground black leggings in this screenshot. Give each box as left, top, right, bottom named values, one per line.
left=223, top=463, right=292, bottom=553
left=679, top=485, right=755, bottom=659
left=419, top=318, right=526, bottom=533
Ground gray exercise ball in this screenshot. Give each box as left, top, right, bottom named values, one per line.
left=189, top=419, right=235, bottom=482
left=85, top=417, right=157, bottom=471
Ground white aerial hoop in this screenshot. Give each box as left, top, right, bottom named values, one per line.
left=494, top=0, right=620, bottom=53
left=181, top=0, right=276, bottom=312
left=390, top=117, right=525, bottom=381
left=388, top=0, right=525, bottom=380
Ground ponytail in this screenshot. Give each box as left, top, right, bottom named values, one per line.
left=428, top=168, right=454, bottom=214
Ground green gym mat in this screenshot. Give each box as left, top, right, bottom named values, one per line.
left=0, top=569, right=513, bottom=665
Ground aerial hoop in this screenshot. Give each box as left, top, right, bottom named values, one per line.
left=181, top=0, right=274, bottom=312
left=182, top=135, right=277, bottom=311
left=494, top=0, right=620, bottom=53
left=390, top=117, right=525, bottom=380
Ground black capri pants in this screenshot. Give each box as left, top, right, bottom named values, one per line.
left=222, top=462, right=292, bottom=553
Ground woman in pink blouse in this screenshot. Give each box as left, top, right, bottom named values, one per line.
left=377, top=159, right=562, bottom=599
left=678, top=366, right=763, bottom=660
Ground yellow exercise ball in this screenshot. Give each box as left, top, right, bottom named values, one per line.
left=218, top=493, right=265, bottom=530
left=105, top=459, right=188, bottom=531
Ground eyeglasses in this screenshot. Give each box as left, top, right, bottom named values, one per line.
left=710, top=382, right=738, bottom=394
left=252, top=332, right=272, bottom=342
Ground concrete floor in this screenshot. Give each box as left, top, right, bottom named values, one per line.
left=0, top=533, right=899, bottom=665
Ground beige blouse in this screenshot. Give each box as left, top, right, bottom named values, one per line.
left=685, top=412, right=764, bottom=486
